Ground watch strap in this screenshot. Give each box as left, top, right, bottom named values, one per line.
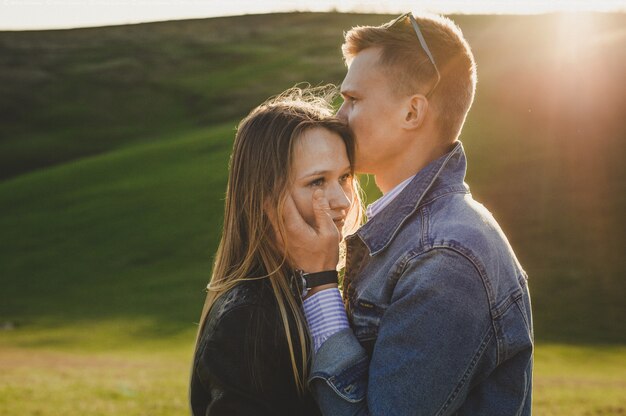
left=302, top=270, right=338, bottom=289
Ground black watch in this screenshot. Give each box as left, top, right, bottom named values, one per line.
left=296, top=269, right=339, bottom=297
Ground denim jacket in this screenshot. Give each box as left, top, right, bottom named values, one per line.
left=309, top=142, right=534, bottom=415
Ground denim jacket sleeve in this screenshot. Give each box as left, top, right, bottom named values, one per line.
left=308, top=248, right=493, bottom=416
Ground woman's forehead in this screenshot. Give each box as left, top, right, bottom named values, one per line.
left=292, top=129, right=350, bottom=177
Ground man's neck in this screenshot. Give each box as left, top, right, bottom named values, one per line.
left=374, top=140, right=455, bottom=194
left=374, top=167, right=422, bottom=195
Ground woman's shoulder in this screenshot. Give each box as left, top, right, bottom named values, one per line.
left=197, top=271, right=307, bottom=356
left=194, top=279, right=287, bottom=384
left=191, top=277, right=319, bottom=416
left=210, top=278, right=275, bottom=320
left=199, top=278, right=281, bottom=345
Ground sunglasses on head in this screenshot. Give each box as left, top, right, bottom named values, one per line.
left=386, top=12, right=441, bottom=98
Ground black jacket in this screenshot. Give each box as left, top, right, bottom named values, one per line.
left=190, top=277, right=321, bottom=416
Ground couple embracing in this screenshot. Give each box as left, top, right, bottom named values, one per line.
left=190, top=12, right=533, bottom=416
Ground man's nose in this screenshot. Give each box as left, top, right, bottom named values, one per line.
left=336, top=102, right=348, bottom=122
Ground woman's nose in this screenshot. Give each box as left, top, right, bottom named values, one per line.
left=328, top=184, right=351, bottom=212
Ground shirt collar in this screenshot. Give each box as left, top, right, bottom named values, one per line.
left=365, top=174, right=415, bottom=219
left=351, top=141, right=468, bottom=256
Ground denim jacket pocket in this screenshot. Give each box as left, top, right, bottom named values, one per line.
left=496, top=293, right=534, bottom=364
left=350, top=298, right=386, bottom=355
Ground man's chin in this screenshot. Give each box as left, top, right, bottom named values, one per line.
left=353, top=160, right=373, bottom=175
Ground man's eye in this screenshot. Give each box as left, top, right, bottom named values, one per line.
left=309, top=178, right=324, bottom=187
left=339, top=173, right=352, bottom=183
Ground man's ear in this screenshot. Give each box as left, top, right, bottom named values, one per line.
left=404, top=94, right=429, bottom=129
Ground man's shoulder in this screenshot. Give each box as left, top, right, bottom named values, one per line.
left=420, top=193, right=527, bottom=298
left=426, top=193, right=510, bottom=250
left=361, top=192, right=514, bottom=272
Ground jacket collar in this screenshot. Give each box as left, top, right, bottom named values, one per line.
left=353, top=141, right=468, bottom=256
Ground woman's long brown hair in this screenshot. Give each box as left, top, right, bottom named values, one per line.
left=194, top=86, right=363, bottom=394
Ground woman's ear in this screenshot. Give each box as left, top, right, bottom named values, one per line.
left=264, top=198, right=278, bottom=232
left=404, top=94, right=429, bottom=129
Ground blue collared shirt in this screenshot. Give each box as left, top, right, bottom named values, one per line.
left=302, top=288, right=349, bottom=351
left=365, top=174, right=415, bottom=219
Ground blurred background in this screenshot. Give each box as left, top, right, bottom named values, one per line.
left=0, top=2, right=625, bottom=415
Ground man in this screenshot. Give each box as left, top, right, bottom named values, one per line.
left=284, top=13, right=533, bottom=415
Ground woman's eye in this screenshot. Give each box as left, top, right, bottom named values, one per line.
left=308, top=178, right=325, bottom=187
left=339, top=173, right=352, bottom=183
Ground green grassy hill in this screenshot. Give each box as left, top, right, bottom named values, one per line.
left=0, top=13, right=384, bottom=179
left=1, top=12, right=625, bottom=351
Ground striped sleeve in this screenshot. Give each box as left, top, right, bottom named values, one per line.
left=302, top=288, right=349, bottom=352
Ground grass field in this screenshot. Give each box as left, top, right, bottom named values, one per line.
left=1, top=11, right=625, bottom=414
left=0, top=340, right=624, bottom=415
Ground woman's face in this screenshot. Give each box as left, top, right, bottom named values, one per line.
left=290, top=127, right=354, bottom=240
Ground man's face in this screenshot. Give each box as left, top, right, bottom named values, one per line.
left=337, top=47, right=406, bottom=175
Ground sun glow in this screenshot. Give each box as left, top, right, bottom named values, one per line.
left=553, top=13, right=601, bottom=62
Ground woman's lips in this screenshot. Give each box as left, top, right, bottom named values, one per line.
left=333, top=218, right=345, bottom=228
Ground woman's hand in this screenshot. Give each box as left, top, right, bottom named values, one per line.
left=273, top=189, right=340, bottom=273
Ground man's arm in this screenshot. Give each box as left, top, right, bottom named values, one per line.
left=309, top=249, right=493, bottom=416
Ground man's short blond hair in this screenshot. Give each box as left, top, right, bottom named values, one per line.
left=342, top=14, right=477, bottom=142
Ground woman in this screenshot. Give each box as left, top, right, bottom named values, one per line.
left=189, top=87, right=363, bottom=415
